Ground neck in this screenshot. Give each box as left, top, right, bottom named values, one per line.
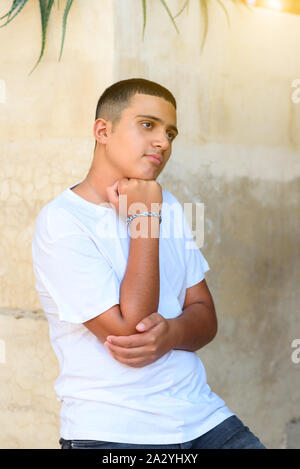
left=85, top=161, right=122, bottom=204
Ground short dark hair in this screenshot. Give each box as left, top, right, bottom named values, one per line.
left=93, top=78, right=177, bottom=150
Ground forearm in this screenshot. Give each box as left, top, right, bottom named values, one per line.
left=168, top=302, right=218, bottom=352
left=119, top=216, right=160, bottom=329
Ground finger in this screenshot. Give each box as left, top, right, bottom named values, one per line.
left=136, top=312, right=163, bottom=332
left=106, top=180, right=119, bottom=206
left=106, top=346, right=146, bottom=366
left=109, top=352, right=151, bottom=368
left=105, top=342, right=150, bottom=359
left=106, top=180, right=119, bottom=200
left=106, top=333, right=150, bottom=348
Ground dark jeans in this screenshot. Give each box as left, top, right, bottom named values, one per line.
left=59, top=415, right=266, bottom=449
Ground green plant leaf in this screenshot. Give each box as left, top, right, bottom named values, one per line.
left=0, top=0, right=28, bottom=28
left=141, top=0, right=147, bottom=41
left=216, top=0, right=230, bottom=28
left=174, top=0, right=189, bottom=19
left=199, top=0, right=209, bottom=53
left=28, top=0, right=55, bottom=75
left=159, top=0, right=180, bottom=34
left=0, top=0, right=249, bottom=75
left=58, top=0, right=74, bottom=61
left=8, top=0, right=22, bottom=19
left=0, top=0, right=23, bottom=21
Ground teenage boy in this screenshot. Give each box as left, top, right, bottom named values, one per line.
left=32, top=78, right=266, bottom=449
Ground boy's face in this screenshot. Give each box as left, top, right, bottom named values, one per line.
left=98, top=93, right=178, bottom=180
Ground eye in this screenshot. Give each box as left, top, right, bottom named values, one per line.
left=167, top=131, right=176, bottom=141
left=141, top=121, right=152, bottom=129
left=141, top=121, right=175, bottom=141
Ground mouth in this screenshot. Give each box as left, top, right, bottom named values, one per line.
left=144, top=154, right=163, bottom=165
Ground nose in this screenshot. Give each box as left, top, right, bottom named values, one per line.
left=151, top=129, right=170, bottom=152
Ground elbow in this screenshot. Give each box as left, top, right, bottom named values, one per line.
left=84, top=304, right=141, bottom=342
left=209, top=315, right=218, bottom=342
left=211, top=323, right=218, bottom=342
left=203, top=304, right=218, bottom=344
left=117, top=306, right=143, bottom=337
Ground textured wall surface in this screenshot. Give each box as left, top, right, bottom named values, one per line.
left=0, top=0, right=299, bottom=448
left=0, top=312, right=60, bottom=449
left=0, top=0, right=114, bottom=449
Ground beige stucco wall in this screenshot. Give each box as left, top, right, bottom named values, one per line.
left=0, top=0, right=114, bottom=449
left=0, top=0, right=299, bottom=448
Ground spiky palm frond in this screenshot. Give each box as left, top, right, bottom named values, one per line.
left=0, top=0, right=73, bottom=74
left=58, top=0, right=74, bottom=61
left=0, top=0, right=249, bottom=73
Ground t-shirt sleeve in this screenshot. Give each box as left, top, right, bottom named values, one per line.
left=164, top=190, right=210, bottom=289
left=183, top=212, right=210, bottom=288
left=33, top=231, right=120, bottom=324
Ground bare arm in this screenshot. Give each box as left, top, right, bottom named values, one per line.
left=168, top=278, right=218, bottom=352
left=84, top=178, right=161, bottom=341
left=101, top=279, right=218, bottom=367
left=119, top=215, right=160, bottom=329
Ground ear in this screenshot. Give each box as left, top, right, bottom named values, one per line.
left=93, top=118, right=112, bottom=145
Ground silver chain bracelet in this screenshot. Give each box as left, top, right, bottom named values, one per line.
left=126, top=211, right=162, bottom=225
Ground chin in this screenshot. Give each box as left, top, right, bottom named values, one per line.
left=142, top=167, right=161, bottom=180
left=129, top=161, right=161, bottom=180
left=144, top=173, right=158, bottom=180
left=128, top=169, right=157, bottom=181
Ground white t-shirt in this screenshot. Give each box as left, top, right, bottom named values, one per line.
left=32, top=180, right=233, bottom=444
